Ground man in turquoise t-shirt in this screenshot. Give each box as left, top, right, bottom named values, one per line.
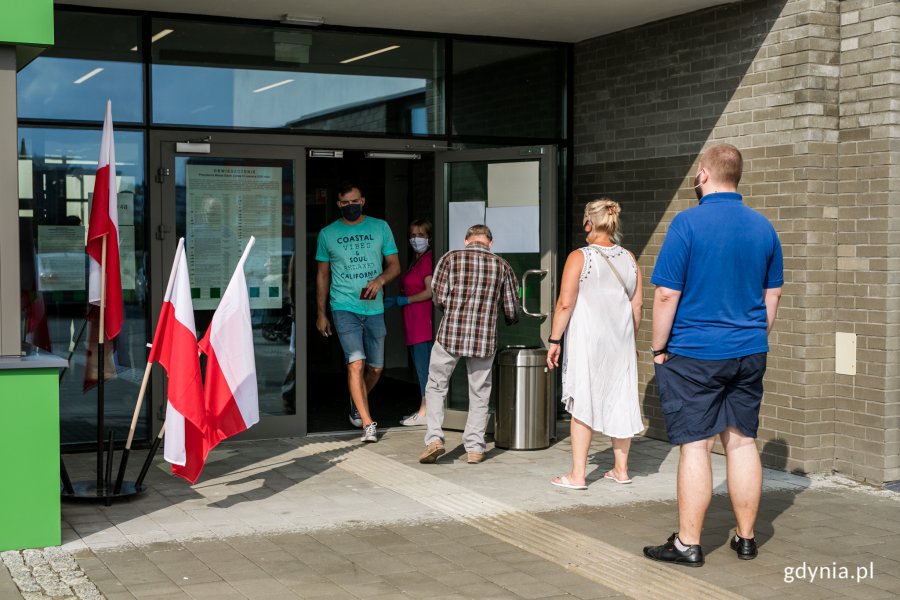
left=316, top=182, right=400, bottom=443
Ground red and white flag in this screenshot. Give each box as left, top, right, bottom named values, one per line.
left=148, top=238, right=205, bottom=484
left=86, top=100, right=124, bottom=341
left=200, top=237, right=259, bottom=459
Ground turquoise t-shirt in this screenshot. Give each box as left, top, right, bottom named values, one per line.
left=315, top=216, right=399, bottom=315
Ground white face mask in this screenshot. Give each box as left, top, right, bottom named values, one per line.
left=410, top=237, right=429, bottom=253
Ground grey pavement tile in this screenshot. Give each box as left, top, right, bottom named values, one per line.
left=181, top=581, right=245, bottom=600
left=263, top=563, right=330, bottom=587
left=155, top=561, right=223, bottom=585
left=103, top=592, right=139, bottom=600
left=322, top=566, right=385, bottom=587
left=392, top=551, right=456, bottom=569
left=390, top=580, right=458, bottom=599
left=454, top=580, right=519, bottom=598
left=502, top=581, right=569, bottom=599
left=352, top=551, right=419, bottom=576
left=229, top=577, right=297, bottom=599
left=432, top=568, right=489, bottom=588
left=339, top=579, right=405, bottom=597
left=103, top=563, right=171, bottom=586
left=286, top=580, right=355, bottom=597
left=124, top=580, right=188, bottom=598
left=204, top=560, right=269, bottom=582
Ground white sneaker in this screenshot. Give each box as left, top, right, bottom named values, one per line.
left=361, top=422, right=378, bottom=443
left=401, top=413, right=426, bottom=427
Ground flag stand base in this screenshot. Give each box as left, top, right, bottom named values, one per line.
left=61, top=480, right=143, bottom=502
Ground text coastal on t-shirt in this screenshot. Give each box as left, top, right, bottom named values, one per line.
left=315, top=216, right=398, bottom=316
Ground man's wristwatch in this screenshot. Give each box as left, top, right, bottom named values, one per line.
left=650, top=346, right=667, bottom=357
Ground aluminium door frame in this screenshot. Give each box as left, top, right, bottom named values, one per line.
left=433, top=145, right=557, bottom=431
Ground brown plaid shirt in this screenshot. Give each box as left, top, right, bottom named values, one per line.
left=432, top=242, right=520, bottom=357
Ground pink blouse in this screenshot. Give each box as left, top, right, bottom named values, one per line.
left=399, top=250, right=434, bottom=346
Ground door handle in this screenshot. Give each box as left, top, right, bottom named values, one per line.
left=521, top=269, right=548, bottom=319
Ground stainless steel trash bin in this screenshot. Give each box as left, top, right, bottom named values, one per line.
left=494, top=346, right=552, bottom=450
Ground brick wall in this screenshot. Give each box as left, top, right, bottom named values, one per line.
left=573, top=0, right=898, bottom=484
left=835, top=0, right=900, bottom=484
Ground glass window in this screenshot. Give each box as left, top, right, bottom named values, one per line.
left=452, top=41, right=566, bottom=139
left=17, top=12, right=144, bottom=123
left=151, top=19, right=444, bottom=135
left=19, top=127, right=148, bottom=446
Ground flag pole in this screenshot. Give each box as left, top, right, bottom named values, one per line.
left=136, top=422, right=165, bottom=490
left=96, top=234, right=108, bottom=495
left=114, top=343, right=153, bottom=494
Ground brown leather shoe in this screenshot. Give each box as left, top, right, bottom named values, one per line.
left=466, top=451, right=485, bottom=464
left=419, top=441, right=445, bottom=464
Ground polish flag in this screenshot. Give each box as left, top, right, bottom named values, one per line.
left=148, top=238, right=205, bottom=483
left=200, top=237, right=259, bottom=459
left=86, top=100, right=124, bottom=341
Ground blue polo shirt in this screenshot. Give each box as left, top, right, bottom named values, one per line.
left=651, top=192, right=783, bottom=360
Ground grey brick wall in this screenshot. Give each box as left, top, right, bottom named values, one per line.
left=835, top=0, right=899, bottom=484
left=573, top=0, right=898, bottom=484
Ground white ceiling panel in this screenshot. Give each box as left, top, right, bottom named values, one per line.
left=57, top=0, right=735, bottom=43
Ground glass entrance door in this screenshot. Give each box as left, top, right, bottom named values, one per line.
left=154, top=136, right=305, bottom=439
left=434, top=146, right=557, bottom=430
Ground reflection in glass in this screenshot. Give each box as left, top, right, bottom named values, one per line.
left=173, top=157, right=296, bottom=417
left=16, top=12, right=143, bottom=123
left=152, top=20, right=444, bottom=134
left=18, top=127, right=148, bottom=446
left=453, top=41, right=566, bottom=139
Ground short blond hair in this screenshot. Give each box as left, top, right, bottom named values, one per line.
left=701, top=144, right=743, bottom=187
left=583, top=198, right=622, bottom=244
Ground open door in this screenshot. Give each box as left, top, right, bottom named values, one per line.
left=434, top=146, right=557, bottom=430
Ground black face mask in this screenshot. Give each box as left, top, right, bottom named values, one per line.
left=340, top=204, right=362, bottom=221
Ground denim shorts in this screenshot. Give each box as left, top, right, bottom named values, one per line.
left=332, top=310, right=386, bottom=368
left=409, top=340, right=434, bottom=397
left=654, top=352, right=767, bottom=445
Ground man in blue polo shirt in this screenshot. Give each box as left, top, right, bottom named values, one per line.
left=316, top=182, right=400, bottom=443
left=643, top=144, right=783, bottom=567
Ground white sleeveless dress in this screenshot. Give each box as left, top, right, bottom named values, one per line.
left=561, top=244, right=644, bottom=438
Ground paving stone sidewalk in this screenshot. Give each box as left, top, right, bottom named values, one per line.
left=2, top=426, right=897, bottom=599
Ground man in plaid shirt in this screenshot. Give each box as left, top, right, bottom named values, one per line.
left=419, top=224, right=520, bottom=465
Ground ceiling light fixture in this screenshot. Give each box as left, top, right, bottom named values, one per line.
left=281, top=14, right=325, bottom=27
left=365, top=151, right=421, bottom=160
left=73, top=68, right=104, bottom=84
left=341, top=45, right=400, bottom=64
left=151, top=29, right=174, bottom=43
left=253, top=79, right=294, bottom=93
left=308, top=150, right=344, bottom=158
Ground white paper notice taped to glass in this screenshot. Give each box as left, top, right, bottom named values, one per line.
left=485, top=206, right=540, bottom=254
left=487, top=161, right=540, bottom=207
left=448, top=201, right=486, bottom=250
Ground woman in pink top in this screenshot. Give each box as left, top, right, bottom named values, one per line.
left=385, top=219, right=434, bottom=426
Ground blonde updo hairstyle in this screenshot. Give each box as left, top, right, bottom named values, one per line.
left=583, top=198, right=622, bottom=244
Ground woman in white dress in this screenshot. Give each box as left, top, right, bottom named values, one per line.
left=547, top=198, right=644, bottom=489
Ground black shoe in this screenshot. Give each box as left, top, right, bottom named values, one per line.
left=643, top=533, right=704, bottom=567
left=730, top=533, right=758, bottom=560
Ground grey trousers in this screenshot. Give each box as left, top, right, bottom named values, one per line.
left=424, top=341, right=495, bottom=453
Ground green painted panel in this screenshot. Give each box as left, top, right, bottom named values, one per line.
left=0, top=0, right=54, bottom=46
left=0, top=368, right=60, bottom=551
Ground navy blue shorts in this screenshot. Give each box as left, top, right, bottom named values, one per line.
left=654, top=352, right=767, bottom=445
